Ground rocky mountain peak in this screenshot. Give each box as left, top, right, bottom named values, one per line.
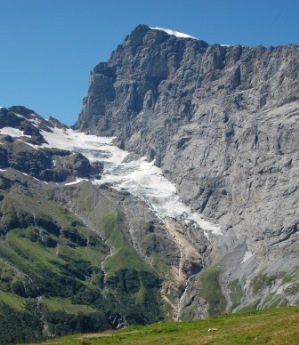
left=74, top=25, right=298, bottom=143
left=73, top=24, right=299, bottom=317
left=121, top=24, right=201, bottom=49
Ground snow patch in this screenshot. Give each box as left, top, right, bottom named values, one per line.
left=12, top=112, right=25, bottom=119
left=0, top=127, right=30, bottom=138
left=151, top=27, right=197, bottom=40
left=29, top=117, right=41, bottom=126
left=241, top=251, right=253, bottom=264
left=41, top=127, right=121, bottom=162
left=65, top=178, right=86, bottom=186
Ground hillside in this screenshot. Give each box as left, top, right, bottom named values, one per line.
left=75, top=24, right=299, bottom=317
left=17, top=306, right=299, bottom=345
left=0, top=106, right=164, bottom=344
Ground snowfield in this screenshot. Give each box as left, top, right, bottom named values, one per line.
left=0, top=124, right=222, bottom=237
left=0, top=127, right=31, bottom=138
left=41, top=127, right=222, bottom=237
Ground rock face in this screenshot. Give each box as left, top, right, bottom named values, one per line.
left=0, top=107, right=99, bottom=182
left=75, top=25, right=299, bottom=316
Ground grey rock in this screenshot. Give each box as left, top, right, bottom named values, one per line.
left=75, top=25, right=299, bottom=316
left=0, top=107, right=98, bottom=182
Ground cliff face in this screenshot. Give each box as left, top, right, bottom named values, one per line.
left=75, top=25, right=299, bottom=315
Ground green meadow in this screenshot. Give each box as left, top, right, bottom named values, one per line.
left=18, top=306, right=299, bottom=345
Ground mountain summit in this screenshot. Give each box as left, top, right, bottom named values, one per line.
left=75, top=24, right=299, bottom=317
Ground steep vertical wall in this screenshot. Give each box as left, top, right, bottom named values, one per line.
left=74, top=24, right=299, bottom=315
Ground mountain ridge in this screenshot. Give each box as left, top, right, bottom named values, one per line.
left=0, top=107, right=166, bottom=344
left=0, top=104, right=210, bottom=343
left=74, top=24, right=299, bottom=318
left=0, top=24, right=299, bottom=343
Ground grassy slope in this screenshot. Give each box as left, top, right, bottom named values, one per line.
left=68, top=184, right=163, bottom=321
left=0, top=191, right=110, bottom=343
left=0, top=193, right=108, bottom=292
left=100, top=213, right=150, bottom=277
left=20, top=306, right=299, bottom=345
left=0, top=186, right=163, bottom=344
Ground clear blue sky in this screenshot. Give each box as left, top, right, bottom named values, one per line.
left=1, top=0, right=298, bottom=126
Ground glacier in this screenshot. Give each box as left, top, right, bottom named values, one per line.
left=39, top=127, right=222, bottom=237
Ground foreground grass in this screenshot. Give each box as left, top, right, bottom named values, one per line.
left=18, top=306, right=299, bottom=345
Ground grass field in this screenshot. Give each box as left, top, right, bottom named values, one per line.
left=0, top=190, right=164, bottom=344
left=17, top=306, right=299, bottom=345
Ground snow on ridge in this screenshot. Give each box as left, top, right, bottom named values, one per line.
left=151, top=27, right=197, bottom=40
left=41, top=127, right=125, bottom=163
left=151, top=27, right=232, bottom=46
left=12, top=112, right=26, bottom=119
left=29, top=117, right=42, bottom=126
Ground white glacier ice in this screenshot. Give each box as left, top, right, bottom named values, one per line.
left=0, top=127, right=31, bottom=137
left=40, top=127, right=222, bottom=237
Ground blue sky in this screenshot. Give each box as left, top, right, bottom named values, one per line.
left=1, top=0, right=298, bottom=126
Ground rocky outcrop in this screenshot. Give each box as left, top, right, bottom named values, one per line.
left=0, top=107, right=99, bottom=182
left=75, top=25, right=299, bottom=315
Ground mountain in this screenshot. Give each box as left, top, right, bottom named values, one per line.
left=0, top=106, right=164, bottom=344
left=75, top=24, right=299, bottom=317
left=0, top=103, right=213, bottom=344
left=0, top=25, right=299, bottom=344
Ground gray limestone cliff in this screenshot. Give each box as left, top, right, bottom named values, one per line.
left=75, top=24, right=299, bottom=316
